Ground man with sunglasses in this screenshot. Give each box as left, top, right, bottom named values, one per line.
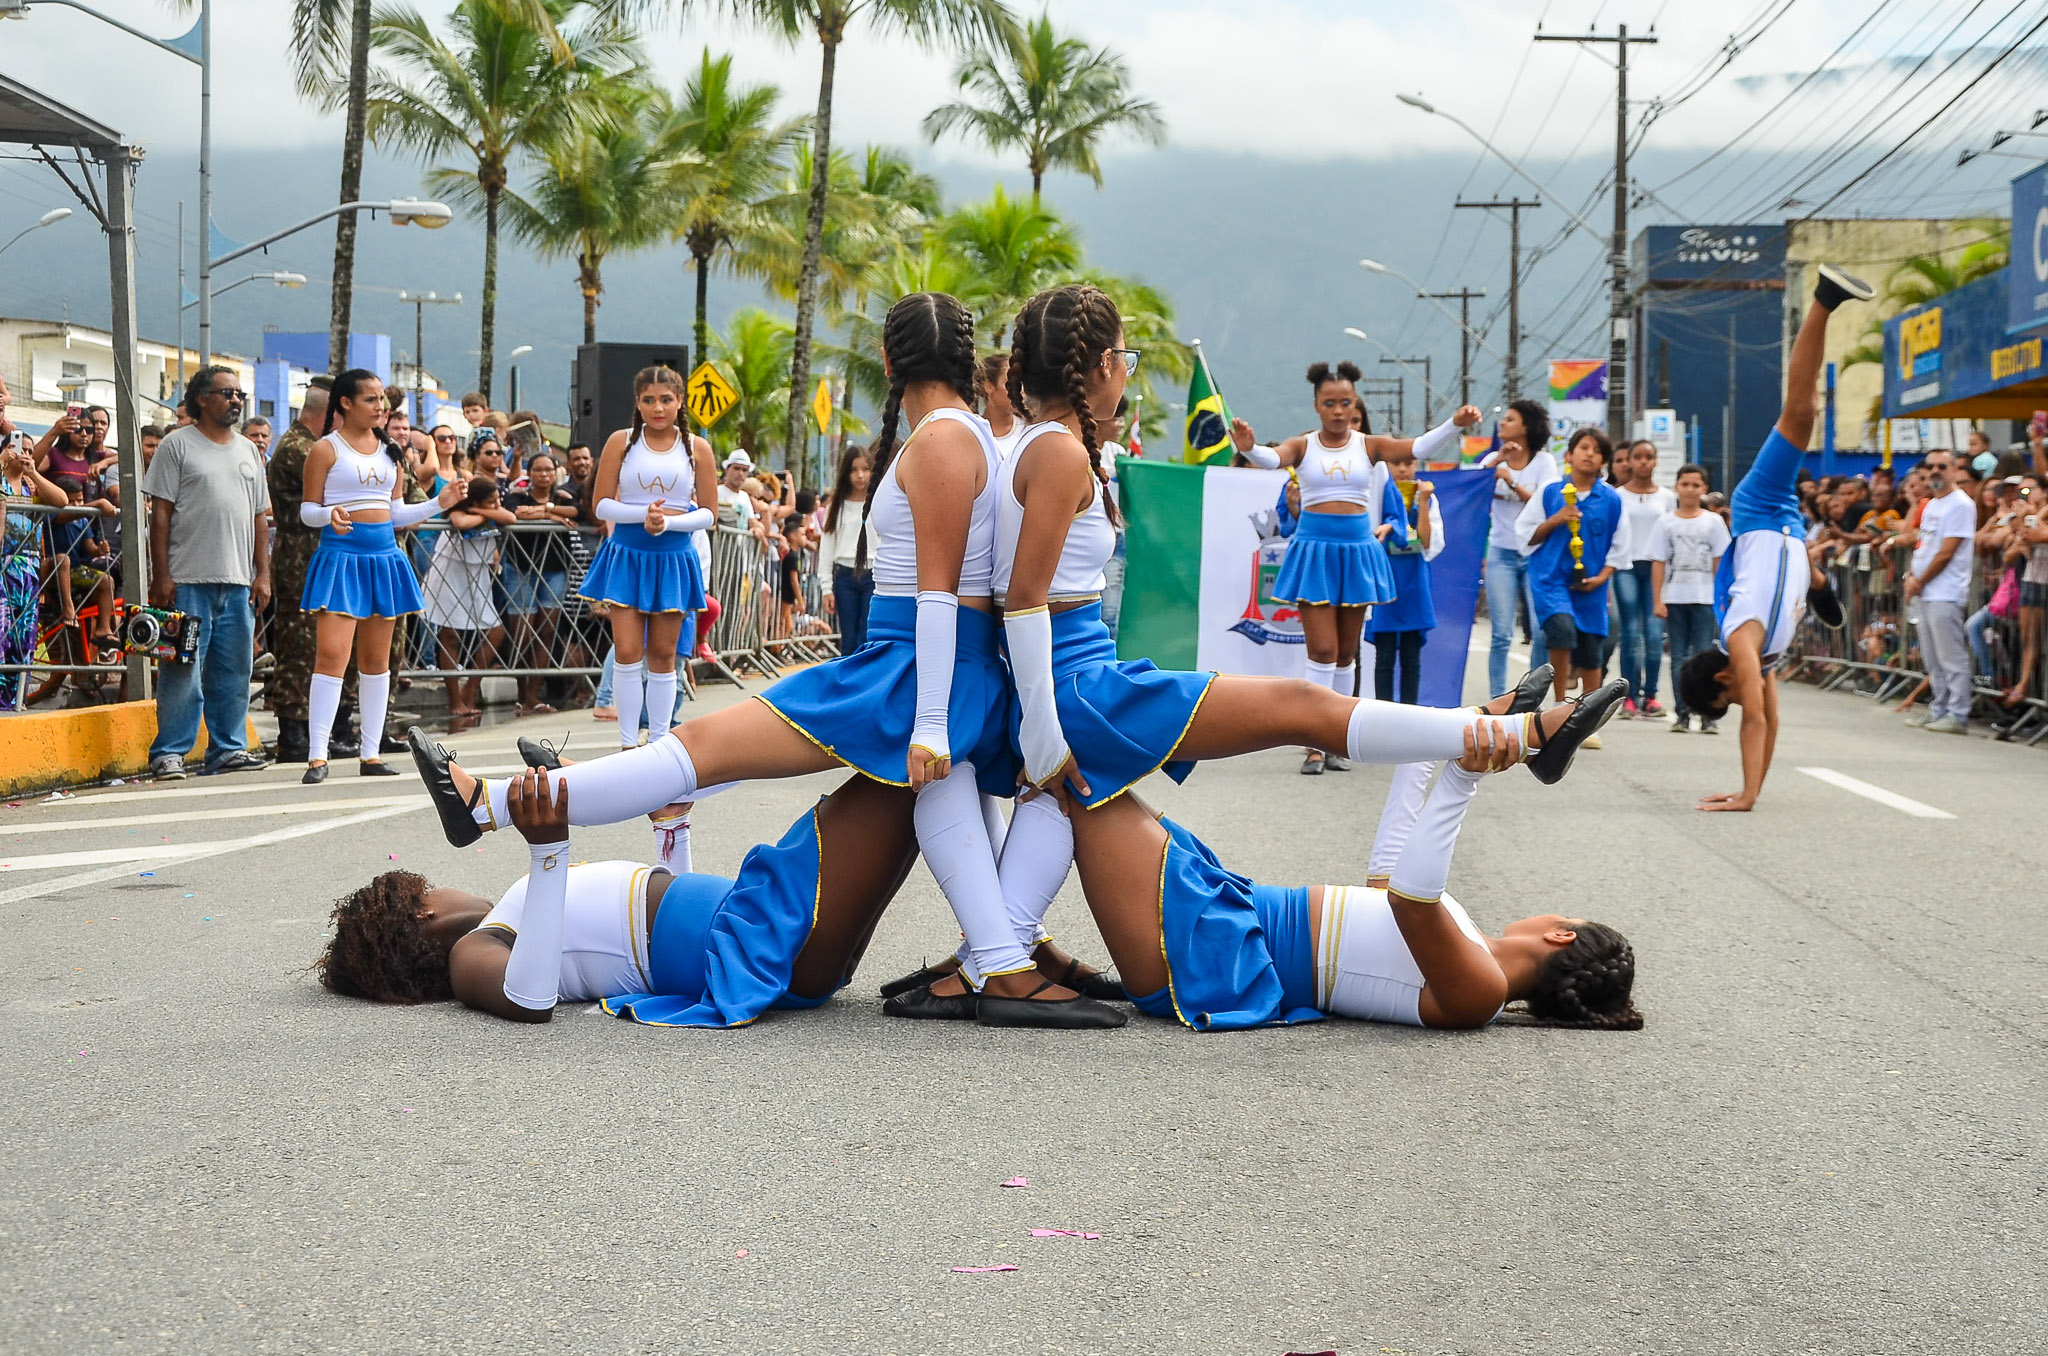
left=141, top=366, right=274, bottom=779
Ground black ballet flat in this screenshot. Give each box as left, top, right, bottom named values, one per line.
left=881, top=981, right=978, bottom=1021
left=1526, top=680, right=1628, bottom=785
left=1322, top=753, right=1352, bottom=772
left=1807, top=583, right=1845, bottom=630
left=1814, top=263, right=1876, bottom=311
left=1299, top=752, right=1324, bottom=776
left=407, top=725, right=484, bottom=847
left=1506, top=663, right=1555, bottom=715
left=878, top=960, right=961, bottom=1000
left=977, top=980, right=1126, bottom=1030
left=359, top=759, right=401, bottom=777
left=1052, top=958, right=1130, bottom=1004
left=516, top=735, right=566, bottom=771
left=301, top=762, right=329, bottom=785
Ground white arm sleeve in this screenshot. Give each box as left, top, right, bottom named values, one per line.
left=387, top=497, right=444, bottom=529
left=298, top=500, right=331, bottom=528
left=595, top=497, right=648, bottom=526
left=501, top=840, right=569, bottom=1011
left=1410, top=418, right=1463, bottom=464
left=1239, top=443, right=1282, bottom=469
left=661, top=505, right=714, bottom=533
left=1003, top=607, right=1069, bottom=785
left=1421, top=495, right=1447, bottom=562
left=910, top=591, right=957, bottom=761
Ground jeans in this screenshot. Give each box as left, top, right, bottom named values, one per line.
left=1966, top=603, right=1996, bottom=678
left=1373, top=630, right=1425, bottom=704
left=1613, top=561, right=1665, bottom=701
left=832, top=564, right=874, bottom=654
left=1663, top=603, right=1716, bottom=716
left=1917, top=599, right=1972, bottom=720
left=150, top=581, right=254, bottom=765
left=1484, top=545, right=1535, bottom=697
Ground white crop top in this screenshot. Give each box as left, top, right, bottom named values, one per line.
left=616, top=432, right=695, bottom=506
left=1296, top=430, right=1381, bottom=511
left=475, top=860, right=656, bottom=1002
left=322, top=431, right=400, bottom=513
left=863, top=407, right=1001, bottom=597
left=991, top=421, right=1116, bottom=605
left=1317, top=884, right=1500, bottom=1027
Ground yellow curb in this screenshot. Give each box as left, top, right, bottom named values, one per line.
left=0, top=701, right=261, bottom=796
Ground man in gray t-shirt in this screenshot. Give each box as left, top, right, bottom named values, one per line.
left=140, top=366, right=273, bottom=778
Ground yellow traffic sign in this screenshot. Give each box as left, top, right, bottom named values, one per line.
left=687, top=361, right=738, bottom=427
left=811, top=376, right=834, bottom=433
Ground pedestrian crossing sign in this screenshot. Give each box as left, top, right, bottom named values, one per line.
left=687, top=362, right=738, bottom=427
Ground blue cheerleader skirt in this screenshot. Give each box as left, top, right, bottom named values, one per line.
left=757, top=594, right=1018, bottom=798
left=301, top=520, right=424, bottom=618
left=602, top=801, right=834, bottom=1027
left=1018, top=601, right=1214, bottom=807
left=1125, top=817, right=1326, bottom=1032
left=1271, top=510, right=1395, bottom=607
left=578, top=521, right=707, bottom=614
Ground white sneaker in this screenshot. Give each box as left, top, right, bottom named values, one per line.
left=1923, top=715, right=1968, bottom=735
left=1902, top=710, right=1930, bottom=728
left=1582, top=733, right=1603, bottom=751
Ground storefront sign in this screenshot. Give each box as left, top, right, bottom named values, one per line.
left=2013, top=162, right=2048, bottom=334
left=1886, top=268, right=2048, bottom=417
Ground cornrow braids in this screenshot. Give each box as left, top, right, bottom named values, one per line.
left=855, top=292, right=979, bottom=572
left=1524, top=922, right=1644, bottom=1030
left=1014, top=284, right=1124, bottom=527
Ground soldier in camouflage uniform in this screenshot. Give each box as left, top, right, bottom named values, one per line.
left=267, top=379, right=358, bottom=763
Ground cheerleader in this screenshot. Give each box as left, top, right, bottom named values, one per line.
left=298, top=369, right=462, bottom=784
left=578, top=365, right=717, bottom=748
left=1230, top=363, right=1481, bottom=771
left=410, top=293, right=1121, bottom=1028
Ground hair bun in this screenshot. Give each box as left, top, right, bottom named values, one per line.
left=1305, top=361, right=1333, bottom=387
left=1335, top=359, right=1363, bottom=383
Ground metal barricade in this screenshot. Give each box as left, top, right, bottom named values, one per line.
left=0, top=499, right=130, bottom=710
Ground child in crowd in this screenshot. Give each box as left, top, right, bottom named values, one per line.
left=1519, top=427, right=1631, bottom=705
left=48, top=475, right=118, bottom=647
left=1365, top=449, right=1443, bottom=705
left=1647, top=463, right=1731, bottom=733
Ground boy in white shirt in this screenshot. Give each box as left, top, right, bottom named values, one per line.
left=1648, top=462, right=1731, bottom=733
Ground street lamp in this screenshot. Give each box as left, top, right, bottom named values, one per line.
left=180, top=271, right=305, bottom=309
left=398, top=290, right=463, bottom=426
left=0, top=206, right=72, bottom=258
left=1343, top=327, right=1435, bottom=427
left=506, top=345, right=533, bottom=412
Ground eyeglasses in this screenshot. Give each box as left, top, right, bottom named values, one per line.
left=434, top=432, right=457, bottom=442
left=207, top=387, right=247, bottom=401
left=1109, top=348, right=1141, bottom=376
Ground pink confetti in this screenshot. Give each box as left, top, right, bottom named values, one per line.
left=951, top=1265, right=1018, bottom=1274
left=400, top=1107, right=414, bottom=1113
left=388, top=854, right=399, bottom=860
left=1030, top=1229, right=1100, bottom=1240
left=735, top=1249, right=748, bottom=1258
left=999, top=1176, right=1028, bottom=1188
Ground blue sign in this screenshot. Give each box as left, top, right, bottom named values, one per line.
left=1885, top=268, right=2048, bottom=417
left=2013, top=162, right=2048, bottom=335
left=1638, top=225, right=1786, bottom=285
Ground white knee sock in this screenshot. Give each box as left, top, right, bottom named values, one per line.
left=650, top=807, right=691, bottom=875
left=998, top=792, right=1074, bottom=953
left=476, top=733, right=697, bottom=830
left=1329, top=660, right=1357, bottom=697
left=1387, top=761, right=1483, bottom=904
left=612, top=660, right=645, bottom=748
left=308, top=672, right=344, bottom=762
left=916, top=762, right=1033, bottom=987
left=1347, top=700, right=1502, bottom=765
left=1305, top=659, right=1340, bottom=699
left=644, top=668, right=678, bottom=735
left=358, top=670, right=390, bottom=761
left=1367, top=760, right=1439, bottom=882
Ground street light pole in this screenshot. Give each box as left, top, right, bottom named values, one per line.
left=196, top=0, right=213, bottom=367
left=506, top=344, right=533, bottom=412
left=398, top=291, right=464, bottom=424
left=1456, top=197, right=1539, bottom=399
left=1379, top=355, right=1434, bottom=426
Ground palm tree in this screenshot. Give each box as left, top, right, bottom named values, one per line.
left=922, top=10, right=1165, bottom=200
left=288, top=0, right=374, bottom=375
left=713, top=307, right=795, bottom=460
left=1071, top=267, right=1188, bottom=443
left=364, top=0, right=642, bottom=400
left=504, top=85, right=672, bottom=343
left=718, top=0, right=1016, bottom=470
left=666, top=49, right=806, bottom=377
left=938, top=185, right=1079, bottom=343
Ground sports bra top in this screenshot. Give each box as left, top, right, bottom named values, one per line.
left=475, top=859, right=657, bottom=1002
left=615, top=431, right=695, bottom=506
left=864, top=406, right=1001, bottom=598
left=990, top=421, right=1114, bottom=605
left=1296, top=430, right=1382, bottom=512
left=321, top=431, right=400, bottom=513
left=1318, top=884, right=1501, bottom=1027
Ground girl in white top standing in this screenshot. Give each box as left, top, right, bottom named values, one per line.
left=1613, top=439, right=1678, bottom=718
left=1478, top=401, right=1559, bottom=699
left=577, top=365, right=718, bottom=749
left=1647, top=462, right=1731, bottom=733
left=815, top=442, right=875, bottom=653
left=298, top=368, right=462, bottom=783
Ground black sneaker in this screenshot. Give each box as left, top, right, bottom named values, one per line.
left=1814, top=264, right=1876, bottom=311
left=1670, top=712, right=1691, bottom=733
left=208, top=749, right=271, bottom=774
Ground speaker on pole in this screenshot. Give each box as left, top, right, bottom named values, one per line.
left=571, top=341, right=690, bottom=450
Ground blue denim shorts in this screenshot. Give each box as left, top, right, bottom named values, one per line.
left=502, top=568, right=568, bottom=615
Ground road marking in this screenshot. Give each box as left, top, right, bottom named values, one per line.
left=1, top=843, right=222, bottom=871
left=0, top=794, right=425, bottom=837
left=51, top=763, right=526, bottom=808
left=1796, top=766, right=1956, bottom=819
left=0, top=804, right=417, bottom=905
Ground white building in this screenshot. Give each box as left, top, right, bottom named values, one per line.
left=0, top=314, right=246, bottom=433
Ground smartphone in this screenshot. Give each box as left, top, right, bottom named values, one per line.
left=66, top=403, right=84, bottom=423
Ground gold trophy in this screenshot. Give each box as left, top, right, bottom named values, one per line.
left=1391, top=478, right=1422, bottom=554
left=1560, top=479, right=1586, bottom=585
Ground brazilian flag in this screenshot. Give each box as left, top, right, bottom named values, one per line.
left=1183, top=347, right=1233, bottom=465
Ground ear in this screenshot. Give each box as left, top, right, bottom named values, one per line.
left=1543, top=927, right=1578, bottom=948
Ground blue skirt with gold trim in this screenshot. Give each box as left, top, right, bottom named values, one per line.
left=578, top=521, right=706, bottom=615
left=1271, top=510, right=1395, bottom=607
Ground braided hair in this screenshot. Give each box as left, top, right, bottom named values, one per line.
left=1523, top=921, right=1644, bottom=1030
left=627, top=364, right=687, bottom=447
left=1007, top=283, right=1124, bottom=526
left=321, top=368, right=401, bottom=465
left=317, top=871, right=456, bottom=1004
left=855, top=291, right=980, bottom=571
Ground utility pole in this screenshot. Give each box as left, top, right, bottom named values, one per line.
left=1456, top=197, right=1539, bottom=399
left=1422, top=286, right=1485, bottom=408
left=1536, top=22, right=1656, bottom=440
left=1379, top=355, right=1433, bottom=428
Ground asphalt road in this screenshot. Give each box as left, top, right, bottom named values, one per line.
left=4, top=666, right=2045, bottom=1355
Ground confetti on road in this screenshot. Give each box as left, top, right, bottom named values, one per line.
left=389, top=854, right=399, bottom=860
left=139, top=872, right=156, bottom=878
left=951, top=1265, right=1018, bottom=1274
left=735, top=1249, right=748, bottom=1258
left=1030, top=1229, right=1100, bottom=1240
left=183, top=893, right=195, bottom=899
left=999, top=1176, right=1028, bottom=1188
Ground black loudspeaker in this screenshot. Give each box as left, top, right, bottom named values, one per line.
left=571, top=341, right=689, bottom=451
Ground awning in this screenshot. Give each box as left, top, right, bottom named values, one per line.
left=1883, top=267, right=2048, bottom=418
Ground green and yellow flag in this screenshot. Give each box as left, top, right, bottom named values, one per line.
left=1183, top=345, right=1233, bottom=465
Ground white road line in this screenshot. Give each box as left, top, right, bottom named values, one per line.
left=50, top=763, right=526, bottom=807
left=1, top=843, right=221, bottom=871
left=1796, top=766, right=1956, bottom=819
left=0, top=794, right=425, bottom=837
left=0, top=804, right=417, bottom=906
